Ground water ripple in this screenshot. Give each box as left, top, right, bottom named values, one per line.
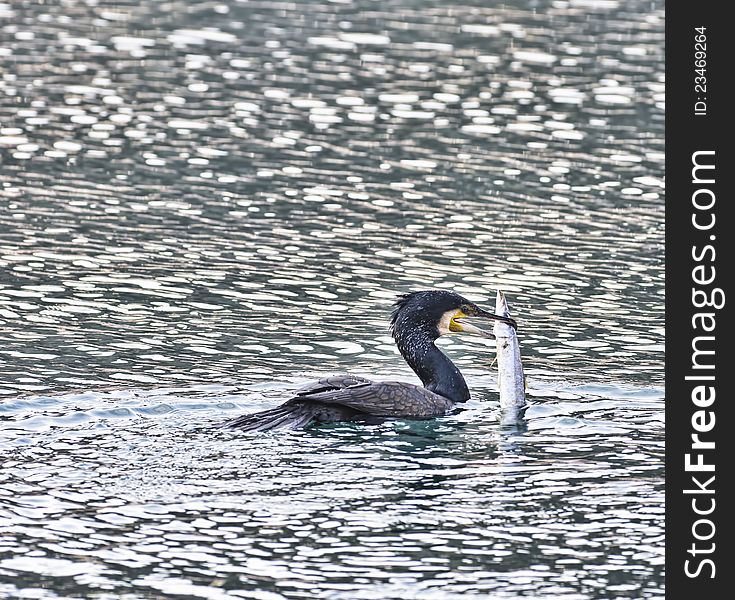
left=1, top=0, right=663, bottom=597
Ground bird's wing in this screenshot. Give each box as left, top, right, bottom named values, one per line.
left=289, top=381, right=454, bottom=418
left=294, top=374, right=373, bottom=397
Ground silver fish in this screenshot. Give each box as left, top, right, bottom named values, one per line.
left=493, top=290, right=527, bottom=420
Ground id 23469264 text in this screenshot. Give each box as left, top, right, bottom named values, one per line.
left=694, top=27, right=707, bottom=116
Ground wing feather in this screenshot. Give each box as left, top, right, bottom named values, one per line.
left=289, top=381, right=453, bottom=418
left=295, top=374, right=373, bottom=397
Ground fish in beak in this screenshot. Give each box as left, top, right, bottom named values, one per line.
left=452, top=305, right=517, bottom=338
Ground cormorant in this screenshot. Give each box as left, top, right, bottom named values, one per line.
left=222, top=290, right=516, bottom=431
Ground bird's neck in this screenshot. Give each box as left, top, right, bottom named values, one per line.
left=395, top=328, right=470, bottom=404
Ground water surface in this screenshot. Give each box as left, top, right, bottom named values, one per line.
left=1, top=0, right=664, bottom=597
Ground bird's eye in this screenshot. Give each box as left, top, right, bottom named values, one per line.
left=459, top=304, right=470, bottom=313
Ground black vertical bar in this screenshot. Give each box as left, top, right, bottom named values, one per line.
left=666, top=3, right=732, bottom=597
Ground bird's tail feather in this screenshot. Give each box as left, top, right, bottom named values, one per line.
left=221, top=403, right=314, bottom=432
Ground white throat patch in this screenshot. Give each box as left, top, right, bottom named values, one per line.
left=437, top=309, right=457, bottom=336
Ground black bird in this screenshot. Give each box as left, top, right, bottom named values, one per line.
left=222, top=290, right=516, bottom=431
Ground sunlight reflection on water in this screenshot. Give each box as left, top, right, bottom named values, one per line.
left=1, top=0, right=663, bottom=597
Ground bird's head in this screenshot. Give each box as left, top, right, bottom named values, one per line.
left=390, top=290, right=516, bottom=341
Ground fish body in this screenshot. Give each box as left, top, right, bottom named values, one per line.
left=493, top=290, right=527, bottom=419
